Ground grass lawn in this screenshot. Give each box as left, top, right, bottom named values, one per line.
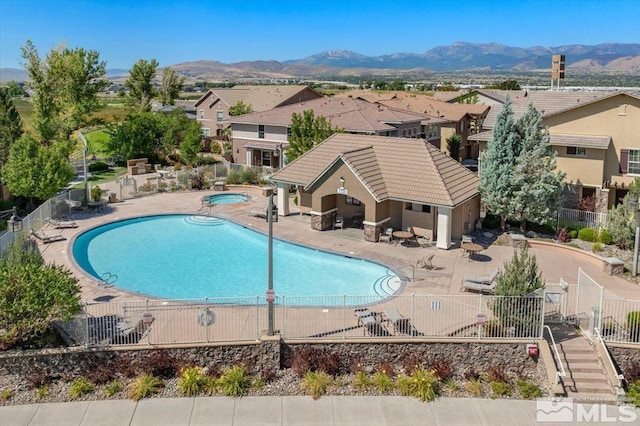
left=84, top=128, right=111, bottom=155
left=70, top=167, right=126, bottom=189
left=13, top=98, right=34, bottom=133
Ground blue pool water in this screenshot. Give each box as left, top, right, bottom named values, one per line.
left=72, top=215, right=400, bottom=303
left=207, top=193, right=247, bottom=204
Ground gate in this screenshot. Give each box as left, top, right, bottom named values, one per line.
left=575, top=268, right=604, bottom=335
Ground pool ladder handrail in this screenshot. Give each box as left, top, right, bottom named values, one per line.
left=98, top=272, right=118, bottom=287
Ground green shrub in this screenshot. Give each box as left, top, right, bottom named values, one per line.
left=0, top=389, right=13, bottom=401
left=592, top=242, right=603, bottom=252
left=70, top=377, right=94, bottom=399
left=482, top=214, right=500, bottom=229
left=91, top=185, right=103, bottom=202
left=599, top=230, right=613, bottom=245
left=127, top=374, right=164, bottom=401
left=218, top=365, right=252, bottom=397
left=36, top=384, right=50, bottom=400
left=225, top=169, right=241, bottom=184
left=516, top=379, right=542, bottom=399
left=104, top=380, right=124, bottom=397
left=372, top=372, right=394, bottom=393
left=490, top=381, right=511, bottom=397
left=301, top=371, right=332, bottom=400
left=627, top=379, right=640, bottom=407
left=569, top=230, right=578, bottom=238
left=628, top=312, right=640, bottom=342
left=464, top=379, right=484, bottom=396
left=396, top=369, right=438, bottom=402
left=88, top=161, right=109, bottom=172
left=178, top=366, right=207, bottom=396
left=578, top=228, right=596, bottom=242
left=352, top=371, right=372, bottom=389
left=210, top=142, right=222, bottom=155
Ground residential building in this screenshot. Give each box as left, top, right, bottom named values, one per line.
left=270, top=133, right=481, bottom=249
left=227, top=96, right=446, bottom=169
left=194, top=85, right=323, bottom=137
left=468, top=90, right=640, bottom=210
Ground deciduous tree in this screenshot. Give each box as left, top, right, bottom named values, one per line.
left=1, top=135, right=74, bottom=206
left=125, top=59, right=159, bottom=111
left=286, top=110, right=340, bottom=162
left=0, top=236, right=81, bottom=349
left=159, top=66, right=185, bottom=106
left=106, top=111, right=162, bottom=159
left=0, top=88, right=23, bottom=167
left=228, top=100, right=253, bottom=117
left=21, top=40, right=108, bottom=141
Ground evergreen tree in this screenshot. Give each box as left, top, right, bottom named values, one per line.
left=286, top=110, right=340, bottom=161
left=511, top=103, right=565, bottom=231
left=491, top=245, right=545, bottom=337
left=479, top=98, right=520, bottom=230
left=0, top=88, right=23, bottom=168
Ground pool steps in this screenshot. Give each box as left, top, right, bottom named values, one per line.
left=184, top=215, right=225, bottom=226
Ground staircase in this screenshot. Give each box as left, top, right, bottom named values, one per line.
left=547, top=324, right=617, bottom=404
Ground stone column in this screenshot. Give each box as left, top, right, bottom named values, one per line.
left=310, top=210, right=336, bottom=231
left=436, top=207, right=452, bottom=249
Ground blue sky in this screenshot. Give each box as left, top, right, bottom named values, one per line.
left=1, top=0, right=638, bottom=69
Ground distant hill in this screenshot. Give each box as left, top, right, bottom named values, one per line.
left=2, top=42, right=639, bottom=83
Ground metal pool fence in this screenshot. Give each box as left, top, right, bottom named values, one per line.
left=56, top=294, right=546, bottom=348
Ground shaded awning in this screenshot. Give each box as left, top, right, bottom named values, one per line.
left=242, top=141, right=289, bottom=151
left=468, top=131, right=610, bottom=150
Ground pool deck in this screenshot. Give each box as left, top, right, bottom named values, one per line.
left=37, top=186, right=640, bottom=305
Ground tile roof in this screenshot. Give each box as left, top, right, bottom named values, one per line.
left=194, top=85, right=321, bottom=111
left=378, top=97, right=489, bottom=122
left=482, top=90, right=640, bottom=129
left=468, top=130, right=611, bottom=150
left=226, top=97, right=429, bottom=133
left=271, top=133, right=479, bottom=207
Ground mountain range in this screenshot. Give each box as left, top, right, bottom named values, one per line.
left=2, top=42, right=639, bottom=83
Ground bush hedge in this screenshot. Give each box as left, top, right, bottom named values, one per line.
left=578, top=228, right=596, bottom=242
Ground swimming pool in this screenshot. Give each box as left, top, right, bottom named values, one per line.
left=207, top=193, right=248, bottom=204
left=72, top=215, right=401, bottom=303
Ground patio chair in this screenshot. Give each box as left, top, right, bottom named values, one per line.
left=461, top=280, right=497, bottom=294
left=47, top=218, right=78, bottom=229
left=416, top=229, right=436, bottom=248
left=334, top=215, right=345, bottom=230
left=385, top=308, right=424, bottom=336
left=378, top=227, right=393, bottom=244
left=30, top=228, right=66, bottom=244
left=416, top=254, right=435, bottom=270
left=463, top=268, right=500, bottom=285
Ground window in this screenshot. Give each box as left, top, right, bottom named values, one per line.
left=287, top=127, right=291, bottom=140
left=200, top=127, right=210, bottom=137
left=199, top=109, right=204, bottom=119
left=216, top=111, right=223, bottom=122
left=566, top=146, right=586, bottom=156
left=345, top=196, right=362, bottom=206
left=629, top=149, right=640, bottom=174
left=258, top=125, right=265, bottom=139
left=406, top=203, right=431, bottom=213
left=261, top=150, right=271, bottom=167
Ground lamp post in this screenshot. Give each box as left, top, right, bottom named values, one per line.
left=2, top=207, right=23, bottom=233
left=629, top=196, right=640, bottom=277
left=266, top=192, right=278, bottom=336
left=78, top=132, right=90, bottom=204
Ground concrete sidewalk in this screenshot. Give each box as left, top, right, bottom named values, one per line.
left=2, top=396, right=637, bottom=426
